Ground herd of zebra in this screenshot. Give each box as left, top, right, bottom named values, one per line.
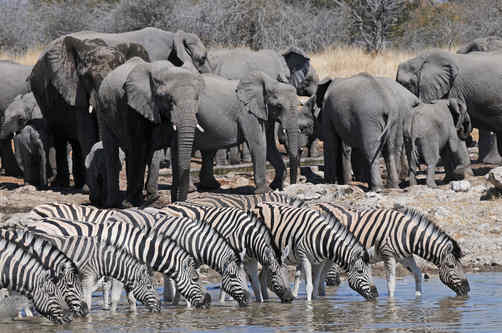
left=0, top=192, right=469, bottom=324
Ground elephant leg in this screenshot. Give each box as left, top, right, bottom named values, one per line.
left=448, top=139, right=473, bottom=179
left=101, top=130, right=121, bottom=208
left=242, top=144, right=252, bottom=163
left=406, top=138, right=418, bottom=186
left=421, top=139, right=439, bottom=188
left=145, top=149, right=161, bottom=202
left=53, top=139, right=70, bottom=187
left=479, top=130, right=502, bottom=164
left=0, top=138, right=22, bottom=177
left=382, top=142, right=400, bottom=188
left=70, top=142, right=86, bottom=189
left=341, top=142, right=352, bottom=184
left=76, top=111, right=99, bottom=190
left=125, top=145, right=148, bottom=207
left=228, top=146, right=241, bottom=165
left=266, top=123, right=286, bottom=190
left=364, top=141, right=384, bottom=192
left=239, top=117, right=270, bottom=193
left=199, top=150, right=221, bottom=189
left=214, top=149, right=228, bottom=166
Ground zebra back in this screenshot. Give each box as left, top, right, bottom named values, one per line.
left=31, top=203, right=114, bottom=222
left=187, top=192, right=304, bottom=210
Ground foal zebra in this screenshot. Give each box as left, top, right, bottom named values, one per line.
left=187, top=192, right=304, bottom=209
left=22, top=217, right=210, bottom=308
left=0, top=237, right=71, bottom=324
left=310, top=202, right=470, bottom=297
left=0, top=227, right=87, bottom=316
left=249, top=202, right=378, bottom=301
left=152, top=202, right=293, bottom=303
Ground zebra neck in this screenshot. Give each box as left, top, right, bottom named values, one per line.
left=97, top=246, right=136, bottom=283
left=0, top=250, right=40, bottom=297
left=411, top=220, right=450, bottom=266
left=324, top=225, right=361, bottom=271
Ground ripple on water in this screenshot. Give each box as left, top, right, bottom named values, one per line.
left=0, top=273, right=500, bottom=333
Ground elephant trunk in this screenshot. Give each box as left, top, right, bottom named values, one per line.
left=172, top=102, right=197, bottom=202
left=284, top=118, right=299, bottom=185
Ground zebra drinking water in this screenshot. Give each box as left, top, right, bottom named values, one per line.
left=0, top=227, right=87, bottom=316
left=150, top=202, right=294, bottom=303
left=310, top=202, right=470, bottom=297
left=21, top=217, right=211, bottom=308
left=0, top=237, right=72, bottom=324
left=249, top=202, right=378, bottom=301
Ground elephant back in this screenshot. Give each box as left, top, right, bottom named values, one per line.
left=0, top=61, right=32, bottom=111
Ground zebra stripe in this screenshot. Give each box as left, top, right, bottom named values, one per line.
left=22, top=217, right=210, bottom=308
left=187, top=192, right=304, bottom=210
left=31, top=203, right=114, bottom=222
left=106, top=212, right=250, bottom=306
left=0, top=227, right=86, bottom=316
left=250, top=202, right=377, bottom=301
left=156, top=202, right=293, bottom=303
left=0, top=237, right=71, bottom=324
left=44, top=235, right=160, bottom=312
left=310, top=202, right=469, bottom=296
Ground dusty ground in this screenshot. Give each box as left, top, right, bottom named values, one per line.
left=0, top=147, right=500, bottom=280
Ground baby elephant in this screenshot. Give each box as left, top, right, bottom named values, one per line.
left=3, top=93, right=56, bottom=187
left=85, top=142, right=125, bottom=206
left=405, top=98, right=472, bottom=188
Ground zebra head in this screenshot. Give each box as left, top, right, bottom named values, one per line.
left=57, top=261, right=88, bottom=317
left=439, top=242, right=470, bottom=296
left=176, top=256, right=211, bottom=309
left=347, top=250, right=378, bottom=301
left=221, top=253, right=250, bottom=307
left=262, top=247, right=294, bottom=303
left=126, top=265, right=161, bottom=312
left=32, top=272, right=73, bottom=324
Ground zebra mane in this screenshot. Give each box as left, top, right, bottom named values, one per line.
left=399, top=207, right=464, bottom=259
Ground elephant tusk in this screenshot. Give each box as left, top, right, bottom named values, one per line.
left=298, top=129, right=302, bottom=133
left=282, top=128, right=287, bottom=135
left=88, top=105, right=93, bottom=114
left=172, top=125, right=177, bottom=131
left=196, top=124, right=205, bottom=133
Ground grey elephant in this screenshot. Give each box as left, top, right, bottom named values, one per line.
left=85, top=141, right=125, bottom=206
left=456, top=38, right=502, bottom=165
left=396, top=50, right=502, bottom=165
left=457, top=36, right=502, bottom=54
left=0, top=60, right=32, bottom=177
left=192, top=71, right=301, bottom=193
left=97, top=57, right=204, bottom=207
left=405, top=98, right=472, bottom=188
left=30, top=36, right=150, bottom=190
left=5, top=94, right=56, bottom=187
left=314, top=73, right=419, bottom=191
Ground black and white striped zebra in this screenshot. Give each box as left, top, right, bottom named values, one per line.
left=22, top=217, right=211, bottom=308
left=310, top=202, right=470, bottom=297
left=187, top=192, right=304, bottom=210
left=42, top=234, right=161, bottom=312
left=0, top=227, right=88, bottom=316
left=31, top=203, right=115, bottom=222
left=151, top=202, right=294, bottom=303
left=249, top=202, right=378, bottom=301
left=105, top=212, right=251, bottom=306
left=0, top=237, right=72, bottom=324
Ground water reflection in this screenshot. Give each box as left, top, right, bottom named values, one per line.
left=0, top=273, right=499, bottom=332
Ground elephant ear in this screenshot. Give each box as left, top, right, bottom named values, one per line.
left=45, top=35, right=90, bottom=107
left=123, top=62, right=160, bottom=124
left=315, top=77, right=333, bottom=108
left=282, top=47, right=310, bottom=88
left=448, top=98, right=471, bottom=140
left=114, top=42, right=150, bottom=62
left=236, top=71, right=270, bottom=121
left=418, top=54, right=459, bottom=103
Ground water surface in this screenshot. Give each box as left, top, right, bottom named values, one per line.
left=0, top=272, right=500, bottom=332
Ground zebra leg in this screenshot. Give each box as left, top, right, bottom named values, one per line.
left=245, top=260, right=263, bottom=302
left=102, top=278, right=111, bottom=310
left=259, top=269, right=270, bottom=300
left=163, top=276, right=175, bottom=303
left=399, top=256, right=423, bottom=296
left=301, top=256, right=314, bottom=301
left=126, top=291, right=138, bottom=313
left=82, top=275, right=99, bottom=312
left=384, top=256, right=397, bottom=297
left=312, top=263, right=324, bottom=299
left=292, top=265, right=303, bottom=298
left=110, top=279, right=126, bottom=312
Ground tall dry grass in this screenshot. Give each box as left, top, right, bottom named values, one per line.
left=0, top=48, right=43, bottom=66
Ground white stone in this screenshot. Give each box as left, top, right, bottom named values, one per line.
left=450, top=180, right=471, bottom=192
left=487, top=167, right=502, bottom=189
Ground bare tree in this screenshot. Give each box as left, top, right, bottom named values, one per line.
left=335, top=0, right=406, bottom=53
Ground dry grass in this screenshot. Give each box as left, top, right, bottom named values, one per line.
left=309, top=46, right=419, bottom=80
left=0, top=48, right=42, bottom=66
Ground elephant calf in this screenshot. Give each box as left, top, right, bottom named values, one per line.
left=85, top=142, right=125, bottom=206
left=405, top=98, right=472, bottom=188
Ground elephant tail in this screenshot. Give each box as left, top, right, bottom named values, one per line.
left=369, top=113, right=392, bottom=167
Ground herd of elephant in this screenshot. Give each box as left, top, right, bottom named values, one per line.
left=1, top=30, right=502, bottom=207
